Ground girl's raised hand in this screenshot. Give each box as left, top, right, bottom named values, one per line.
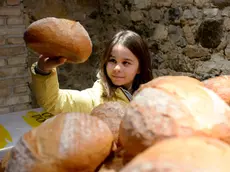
left=37, top=55, right=67, bottom=73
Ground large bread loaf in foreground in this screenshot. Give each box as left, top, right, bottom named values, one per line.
left=5, top=113, right=113, bottom=172
left=119, top=76, right=230, bottom=160
left=120, top=136, right=230, bottom=172
left=24, top=17, right=92, bottom=63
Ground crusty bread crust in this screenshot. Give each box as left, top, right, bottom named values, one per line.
left=5, top=113, right=113, bottom=172
left=120, top=136, right=230, bottom=172
left=119, top=76, right=230, bottom=160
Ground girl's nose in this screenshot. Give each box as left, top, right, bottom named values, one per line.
left=114, top=64, right=121, bottom=72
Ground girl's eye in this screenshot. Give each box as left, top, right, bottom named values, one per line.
left=123, top=61, right=130, bottom=66
left=108, top=59, right=116, bottom=63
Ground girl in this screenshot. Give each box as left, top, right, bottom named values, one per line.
left=31, top=30, right=153, bottom=115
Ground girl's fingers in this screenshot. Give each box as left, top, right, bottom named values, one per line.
left=44, top=56, right=67, bottom=68
left=39, top=54, right=49, bottom=60
left=59, top=57, right=67, bottom=64
left=37, top=55, right=67, bottom=71
left=38, top=55, right=49, bottom=64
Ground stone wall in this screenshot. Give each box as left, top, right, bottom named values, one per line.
left=24, top=0, right=230, bottom=88
left=0, top=0, right=31, bottom=114
left=2, top=0, right=230, bottom=114
left=97, top=0, right=230, bottom=81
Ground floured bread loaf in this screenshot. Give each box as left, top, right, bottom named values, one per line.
left=203, top=75, right=230, bottom=105
left=90, top=101, right=127, bottom=145
left=119, top=76, right=230, bottom=160
left=5, top=113, right=113, bottom=172
left=24, top=17, right=92, bottom=63
left=120, top=136, right=230, bottom=172
left=137, top=75, right=203, bottom=91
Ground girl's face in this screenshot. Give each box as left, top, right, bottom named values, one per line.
left=106, top=44, right=140, bottom=90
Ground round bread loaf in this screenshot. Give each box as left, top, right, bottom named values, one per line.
left=120, top=136, right=230, bottom=172
left=119, top=76, right=230, bottom=160
left=90, top=101, right=127, bottom=145
left=24, top=17, right=92, bottom=63
left=203, top=75, right=230, bottom=105
left=5, top=112, right=113, bottom=172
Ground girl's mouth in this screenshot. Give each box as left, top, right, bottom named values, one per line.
left=112, top=75, right=125, bottom=79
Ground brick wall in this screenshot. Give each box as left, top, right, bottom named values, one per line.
left=0, top=0, right=32, bottom=115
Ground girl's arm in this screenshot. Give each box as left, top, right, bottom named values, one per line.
left=31, top=62, right=98, bottom=115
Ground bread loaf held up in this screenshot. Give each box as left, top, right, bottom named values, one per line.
left=119, top=76, right=230, bottom=160
left=24, top=17, right=92, bottom=63
left=120, top=136, right=230, bottom=172
left=5, top=112, right=114, bottom=172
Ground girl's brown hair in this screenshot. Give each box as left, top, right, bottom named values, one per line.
left=99, top=30, right=153, bottom=98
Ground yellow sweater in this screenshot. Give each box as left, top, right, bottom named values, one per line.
left=30, top=63, right=130, bottom=115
